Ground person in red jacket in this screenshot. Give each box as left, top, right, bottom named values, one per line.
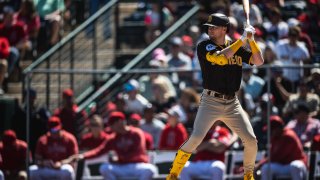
left=54, top=88, right=88, bottom=136
left=256, top=115, right=307, bottom=180
left=79, top=114, right=110, bottom=151
left=72, top=111, right=157, bottom=180
left=29, top=116, right=79, bottom=180
left=0, top=130, right=28, bottom=180
left=159, top=106, right=188, bottom=150
left=128, top=113, right=154, bottom=150
left=180, top=121, right=232, bottom=180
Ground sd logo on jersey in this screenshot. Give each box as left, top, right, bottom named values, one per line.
left=206, top=44, right=216, bottom=51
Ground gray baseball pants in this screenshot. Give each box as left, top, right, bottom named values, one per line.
left=180, top=89, right=257, bottom=174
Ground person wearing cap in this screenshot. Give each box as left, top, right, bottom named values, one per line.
left=0, top=130, right=28, bottom=180
left=123, top=79, right=150, bottom=115
left=166, top=36, right=193, bottom=87
left=11, top=88, right=50, bottom=157
left=166, top=13, right=264, bottom=180
left=70, top=111, right=157, bottom=180
left=262, top=7, right=289, bottom=41
left=307, top=67, right=320, bottom=97
left=128, top=113, right=154, bottom=150
left=285, top=103, right=320, bottom=148
left=159, top=106, right=188, bottom=150
left=140, top=105, right=165, bottom=149
left=274, top=26, right=310, bottom=84
left=79, top=115, right=110, bottom=151
left=256, top=115, right=307, bottom=180
left=180, top=121, right=232, bottom=180
left=54, top=88, right=88, bottom=136
left=29, top=116, right=78, bottom=180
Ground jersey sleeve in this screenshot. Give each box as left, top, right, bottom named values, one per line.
left=237, top=46, right=252, bottom=65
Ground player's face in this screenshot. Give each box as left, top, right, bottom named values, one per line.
left=207, top=26, right=226, bottom=39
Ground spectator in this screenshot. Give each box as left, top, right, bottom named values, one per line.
left=144, top=3, right=173, bottom=44
left=128, top=113, right=154, bottom=150
left=79, top=114, right=110, bottom=151
left=72, top=111, right=158, bottom=180
left=282, top=80, right=320, bottom=120
left=256, top=115, right=307, bottom=180
left=260, top=61, right=294, bottom=113
left=14, top=0, right=40, bottom=58
left=180, top=122, right=232, bottom=180
left=231, top=1, right=263, bottom=27
left=140, top=105, right=165, bottom=149
left=123, top=79, right=150, bottom=115
left=151, top=77, right=176, bottom=113
left=175, top=88, right=200, bottom=124
left=0, top=130, right=28, bottom=180
left=262, top=7, right=289, bottom=42
left=0, top=59, right=7, bottom=95
left=285, top=103, right=320, bottom=148
left=274, top=26, right=310, bottom=84
left=0, top=171, right=3, bottom=180
left=166, top=36, right=193, bottom=87
left=0, top=6, right=30, bottom=61
left=34, top=0, right=65, bottom=47
left=0, top=30, right=19, bottom=78
left=242, top=66, right=265, bottom=102
left=257, top=41, right=277, bottom=78
left=29, top=116, right=78, bottom=180
left=159, top=106, right=188, bottom=150
left=11, top=88, right=50, bottom=155
left=181, top=35, right=194, bottom=59
left=311, top=133, right=320, bottom=151
left=227, top=16, right=241, bottom=41
left=237, top=84, right=256, bottom=117
left=307, top=67, right=320, bottom=97
left=251, top=93, right=279, bottom=150
left=54, top=88, right=87, bottom=136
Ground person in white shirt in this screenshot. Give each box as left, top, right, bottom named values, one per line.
left=275, top=26, right=310, bottom=84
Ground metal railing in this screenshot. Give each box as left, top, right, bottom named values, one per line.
left=23, top=0, right=118, bottom=111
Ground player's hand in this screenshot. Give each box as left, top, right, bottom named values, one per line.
left=52, top=161, right=62, bottom=169
left=245, top=25, right=256, bottom=41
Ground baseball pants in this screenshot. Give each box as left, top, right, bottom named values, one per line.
left=261, top=160, right=307, bottom=180
left=180, top=160, right=225, bottom=180
left=180, top=90, right=257, bottom=174
left=29, top=164, right=75, bottom=180
left=99, top=162, right=158, bottom=180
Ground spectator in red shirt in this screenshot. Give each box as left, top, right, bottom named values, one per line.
left=0, top=34, right=19, bottom=78
left=54, top=88, right=87, bottom=136
left=79, top=114, right=110, bottom=151
left=256, top=115, right=307, bottom=180
left=128, top=113, right=154, bottom=150
left=29, top=116, right=79, bottom=180
left=0, top=6, right=31, bottom=61
left=0, top=130, right=28, bottom=180
left=159, top=106, right=188, bottom=150
left=14, top=0, right=40, bottom=57
left=72, top=111, right=157, bottom=180
left=180, top=122, right=232, bottom=180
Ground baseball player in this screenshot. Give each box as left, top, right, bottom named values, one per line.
left=180, top=122, right=232, bottom=180
left=166, top=13, right=264, bottom=180
left=29, top=116, right=78, bottom=180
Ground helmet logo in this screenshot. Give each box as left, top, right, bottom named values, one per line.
left=208, top=15, right=212, bottom=23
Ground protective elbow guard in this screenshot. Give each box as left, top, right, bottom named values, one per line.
left=206, top=52, right=229, bottom=66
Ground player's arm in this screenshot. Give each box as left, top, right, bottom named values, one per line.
left=246, top=25, right=264, bottom=66
left=205, top=26, right=254, bottom=65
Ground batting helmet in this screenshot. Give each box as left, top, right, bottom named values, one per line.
left=203, top=13, right=230, bottom=33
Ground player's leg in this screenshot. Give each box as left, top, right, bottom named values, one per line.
left=222, top=98, right=257, bottom=179
left=167, top=93, right=222, bottom=179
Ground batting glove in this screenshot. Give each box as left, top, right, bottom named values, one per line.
left=245, top=25, right=256, bottom=41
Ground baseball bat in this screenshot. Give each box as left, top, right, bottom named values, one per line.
left=242, top=0, right=250, bottom=26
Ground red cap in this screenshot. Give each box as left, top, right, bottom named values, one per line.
left=63, top=88, right=73, bottom=98
left=182, top=35, right=193, bottom=46
left=48, top=116, right=62, bottom=130
left=2, top=130, right=17, bottom=144
left=0, top=37, right=10, bottom=58
left=108, top=111, right=125, bottom=125
left=130, top=113, right=142, bottom=121
left=263, top=115, right=284, bottom=131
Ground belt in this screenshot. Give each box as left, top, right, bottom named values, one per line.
left=205, top=89, right=235, bottom=100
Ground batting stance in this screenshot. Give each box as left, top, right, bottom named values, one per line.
left=166, top=13, right=264, bottom=180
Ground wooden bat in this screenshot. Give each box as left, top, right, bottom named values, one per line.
left=242, top=0, right=250, bottom=26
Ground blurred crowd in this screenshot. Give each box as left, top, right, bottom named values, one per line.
left=0, top=0, right=320, bottom=179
